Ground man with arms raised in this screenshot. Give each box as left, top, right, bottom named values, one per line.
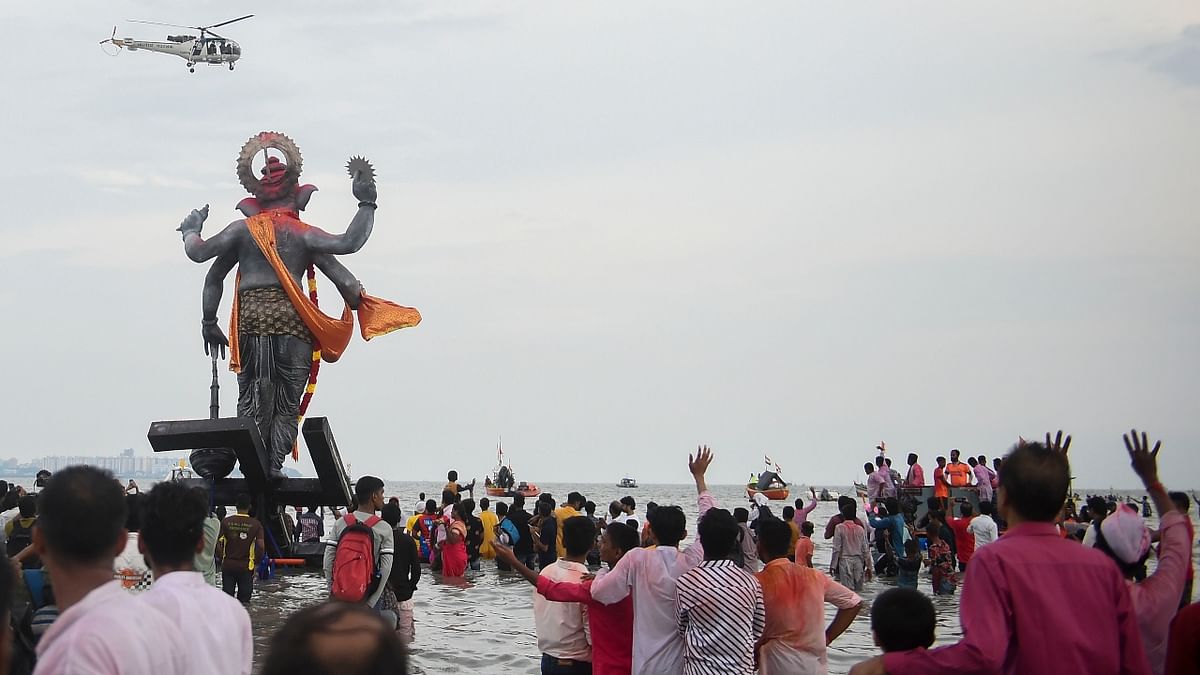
left=589, top=447, right=717, bottom=675
left=140, top=481, right=253, bottom=674
left=33, top=466, right=187, bottom=674
left=850, top=432, right=1149, bottom=675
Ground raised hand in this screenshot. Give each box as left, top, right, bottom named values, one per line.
left=352, top=169, right=377, bottom=204
left=689, top=445, right=714, bottom=478
left=177, top=204, right=209, bottom=239
left=1123, top=429, right=1161, bottom=485
left=1045, top=430, right=1071, bottom=454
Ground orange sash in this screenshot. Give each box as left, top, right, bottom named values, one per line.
left=229, top=211, right=421, bottom=373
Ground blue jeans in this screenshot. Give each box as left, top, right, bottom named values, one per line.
left=541, top=654, right=592, bottom=675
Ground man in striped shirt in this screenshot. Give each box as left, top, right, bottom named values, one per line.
left=676, top=508, right=765, bottom=675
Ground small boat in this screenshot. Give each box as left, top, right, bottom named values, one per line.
left=746, top=484, right=790, bottom=501
left=617, top=477, right=638, bottom=489
left=166, top=461, right=195, bottom=482
left=853, top=481, right=868, bottom=498
left=817, top=488, right=840, bottom=502
left=483, top=440, right=541, bottom=499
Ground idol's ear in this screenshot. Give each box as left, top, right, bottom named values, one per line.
left=295, top=184, right=319, bottom=211
left=236, top=197, right=262, bottom=217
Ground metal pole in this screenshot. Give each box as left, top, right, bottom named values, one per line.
left=209, top=351, right=220, bottom=420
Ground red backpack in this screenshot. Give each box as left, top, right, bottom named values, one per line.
left=330, top=514, right=383, bottom=603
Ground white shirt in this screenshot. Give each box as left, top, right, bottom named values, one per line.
left=534, top=559, right=591, bottom=660
left=140, top=571, right=253, bottom=675
left=590, top=491, right=716, bottom=675
left=35, top=580, right=188, bottom=674
left=613, top=513, right=631, bottom=526
left=968, top=514, right=999, bottom=549
left=113, top=532, right=153, bottom=593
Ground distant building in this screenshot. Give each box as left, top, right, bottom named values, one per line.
left=8, top=451, right=183, bottom=479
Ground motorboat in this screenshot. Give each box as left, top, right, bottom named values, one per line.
left=617, top=477, right=638, bottom=489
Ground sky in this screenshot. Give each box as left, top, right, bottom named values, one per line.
left=0, top=2, right=1197, bottom=488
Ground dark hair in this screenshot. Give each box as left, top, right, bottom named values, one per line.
left=978, top=501, right=993, bottom=516
left=936, top=455, right=946, bottom=464
left=609, top=501, right=623, bottom=518
left=584, top=501, right=596, bottom=515
left=236, top=493, right=252, bottom=512
left=733, top=507, right=749, bottom=523
left=698, top=509, right=739, bottom=560
left=801, top=521, right=814, bottom=536
left=968, top=457, right=978, bottom=467
left=758, top=518, right=793, bottom=559
left=907, top=453, right=918, bottom=464
left=17, top=494, right=36, bottom=519
left=495, top=502, right=508, bottom=517
left=424, top=499, right=437, bottom=513
left=458, top=499, right=476, bottom=518
left=261, top=601, right=407, bottom=675
left=884, top=497, right=900, bottom=516
left=381, top=503, right=403, bottom=528
left=1086, top=496, right=1109, bottom=520
left=0, top=490, right=18, bottom=512
left=872, top=588, right=935, bottom=652
left=998, top=443, right=1069, bottom=522
left=959, top=502, right=974, bottom=517
left=216, top=505, right=228, bottom=520
left=512, top=494, right=525, bottom=508
left=140, top=481, right=207, bottom=568
left=864, top=462, right=876, bottom=473
left=838, top=495, right=855, bottom=509
left=123, top=494, right=141, bottom=532
left=885, top=458, right=893, bottom=467
left=562, top=516, right=597, bottom=557
left=978, top=455, right=988, bottom=463
left=447, top=470, right=458, bottom=481
left=479, top=498, right=490, bottom=511
left=606, top=522, right=639, bottom=554
left=38, top=466, right=126, bottom=564
left=620, top=496, right=636, bottom=510
left=903, top=538, right=919, bottom=556
left=782, top=506, right=795, bottom=520
left=646, top=501, right=658, bottom=514
left=648, top=505, right=685, bottom=547
left=568, top=492, right=585, bottom=507
left=876, top=456, right=886, bottom=468
left=840, top=502, right=857, bottom=519
left=537, top=501, right=553, bottom=517
left=1170, top=491, right=1191, bottom=514
left=355, top=476, right=385, bottom=505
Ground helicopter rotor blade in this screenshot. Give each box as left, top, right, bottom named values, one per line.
left=206, top=14, right=253, bottom=30
left=127, top=19, right=199, bottom=30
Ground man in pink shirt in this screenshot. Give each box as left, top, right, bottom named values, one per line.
left=33, top=466, right=188, bottom=675
left=850, top=432, right=1150, bottom=675
left=793, top=489, right=819, bottom=525
left=904, top=453, right=925, bottom=488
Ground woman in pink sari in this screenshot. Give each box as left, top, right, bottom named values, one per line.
left=440, top=504, right=469, bottom=577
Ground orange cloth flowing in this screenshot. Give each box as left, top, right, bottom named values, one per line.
left=228, top=210, right=421, bottom=373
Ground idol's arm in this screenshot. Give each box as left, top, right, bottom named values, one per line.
left=313, top=254, right=364, bottom=309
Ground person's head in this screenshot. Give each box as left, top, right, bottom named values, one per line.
left=458, top=498, right=476, bottom=519
left=992, top=457, right=1002, bottom=470
left=1086, top=496, right=1109, bottom=522
left=620, top=496, right=636, bottom=513
left=864, top=462, right=875, bottom=476
left=584, top=500, right=596, bottom=516
left=978, top=455, right=988, bottom=465
left=907, top=453, right=918, bottom=466
left=261, top=601, right=408, bottom=675
left=926, top=514, right=945, bottom=541
left=387, top=497, right=400, bottom=508
left=697, top=508, right=739, bottom=561
left=801, top=521, right=814, bottom=537
left=536, top=500, right=553, bottom=517
left=903, top=538, right=919, bottom=558
left=381, top=503, right=403, bottom=529
left=950, top=449, right=960, bottom=462
left=756, top=517, right=793, bottom=561
left=1170, top=491, right=1191, bottom=516
left=884, top=497, right=900, bottom=517
left=959, top=502, right=974, bottom=518
left=885, top=458, right=893, bottom=468
left=782, top=506, right=795, bottom=520
left=979, top=501, right=993, bottom=517
left=447, top=470, right=458, bottom=482
left=609, top=501, right=623, bottom=519
left=479, top=497, right=490, bottom=512
left=423, top=499, right=437, bottom=514
left=837, top=495, right=855, bottom=511
left=599, top=522, right=639, bottom=567
left=215, top=505, right=228, bottom=520
left=0, top=489, right=18, bottom=513
left=17, top=494, right=36, bottom=520
left=648, top=504, right=686, bottom=547
left=996, top=442, right=1069, bottom=524
left=734, top=507, right=749, bottom=524
left=567, top=492, right=585, bottom=509
left=35, top=465, right=127, bottom=568
left=236, top=493, right=252, bottom=514
left=355, top=476, right=385, bottom=512
left=138, top=481, right=207, bottom=571
left=495, top=502, right=508, bottom=517
left=1096, top=504, right=1151, bottom=581
left=872, top=588, right=936, bottom=652
left=418, top=492, right=425, bottom=501
left=441, top=489, right=456, bottom=507
left=512, top=494, right=526, bottom=510
left=840, top=501, right=857, bottom=520
left=936, top=455, right=946, bottom=467
left=794, top=497, right=805, bottom=511
left=876, top=456, right=887, bottom=470
left=562, top=516, right=597, bottom=559
left=967, top=456, right=978, bottom=467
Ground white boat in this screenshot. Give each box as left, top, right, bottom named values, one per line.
left=165, top=463, right=195, bottom=482
left=617, top=477, right=638, bottom=489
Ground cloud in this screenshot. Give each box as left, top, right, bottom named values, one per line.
left=1134, top=25, right=1200, bottom=87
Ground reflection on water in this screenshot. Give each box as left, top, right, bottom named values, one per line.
left=247, top=481, right=1182, bottom=674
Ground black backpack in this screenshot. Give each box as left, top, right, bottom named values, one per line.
left=7, top=521, right=39, bottom=569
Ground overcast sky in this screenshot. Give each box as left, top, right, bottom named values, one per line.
left=1, top=2, right=1197, bottom=488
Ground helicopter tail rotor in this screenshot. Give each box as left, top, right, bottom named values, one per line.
left=99, top=26, right=123, bottom=56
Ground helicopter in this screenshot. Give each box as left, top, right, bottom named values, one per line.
left=99, top=15, right=253, bottom=73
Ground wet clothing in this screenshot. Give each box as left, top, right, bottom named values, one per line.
left=897, top=554, right=921, bottom=589
left=441, top=520, right=469, bottom=577
left=831, top=520, right=869, bottom=591
left=218, top=513, right=265, bottom=573
left=296, top=511, right=324, bottom=543
left=479, top=509, right=499, bottom=559
left=388, top=528, right=422, bottom=602
left=928, top=540, right=957, bottom=595
left=508, top=507, right=535, bottom=558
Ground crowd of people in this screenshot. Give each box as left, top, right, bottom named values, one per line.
left=0, top=428, right=1192, bottom=674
